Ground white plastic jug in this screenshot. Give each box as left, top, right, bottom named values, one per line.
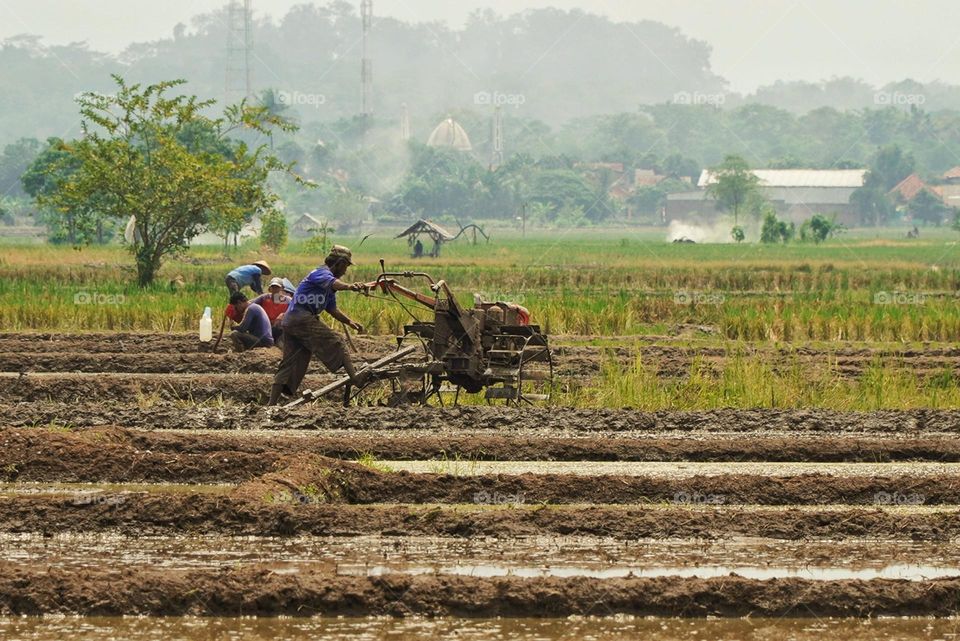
left=199, top=306, right=213, bottom=342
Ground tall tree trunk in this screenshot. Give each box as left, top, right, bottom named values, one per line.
left=136, top=247, right=159, bottom=287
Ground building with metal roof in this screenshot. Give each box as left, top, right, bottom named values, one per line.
left=667, top=168, right=868, bottom=226
left=697, top=169, right=866, bottom=189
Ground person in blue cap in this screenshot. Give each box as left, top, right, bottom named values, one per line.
left=225, top=260, right=272, bottom=296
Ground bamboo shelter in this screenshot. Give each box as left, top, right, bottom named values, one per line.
left=396, top=219, right=455, bottom=258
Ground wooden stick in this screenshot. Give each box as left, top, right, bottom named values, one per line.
left=212, top=312, right=228, bottom=353
left=342, top=322, right=358, bottom=353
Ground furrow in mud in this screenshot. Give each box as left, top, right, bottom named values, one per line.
left=1, top=497, right=958, bottom=540
left=2, top=564, right=959, bottom=617
left=3, top=333, right=960, bottom=380
left=4, top=427, right=960, bottom=473
left=4, top=402, right=958, bottom=434
left=4, top=446, right=960, bottom=505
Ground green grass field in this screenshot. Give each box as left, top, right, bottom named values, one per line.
left=4, top=228, right=960, bottom=410
left=2, top=227, right=958, bottom=340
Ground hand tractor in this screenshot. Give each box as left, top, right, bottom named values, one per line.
left=287, top=261, right=553, bottom=407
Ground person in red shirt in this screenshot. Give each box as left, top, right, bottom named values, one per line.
left=224, top=301, right=244, bottom=324
left=252, top=277, right=291, bottom=344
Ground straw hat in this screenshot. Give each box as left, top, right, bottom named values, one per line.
left=252, top=260, right=272, bottom=275
left=327, top=245, right=353, bottom=265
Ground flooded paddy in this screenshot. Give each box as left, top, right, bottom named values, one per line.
left=2, top=616, right=960, bottom=641
left=3, top=333, right=960, bottom=620
left=3, top=534, right=960, bottom=578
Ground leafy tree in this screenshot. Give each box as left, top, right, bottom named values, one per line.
left=801, top=214, right=840, bottom=243
left=760, top=212, right=780, bottom=243
left=660, top=154, right=700, bottom=183
left=529, top=169, right=605, bottom=222
left=554, top=204, right=589, bottom=227
left=388, top=144, right=485, bottom=220
left=760, top=210, right=794, bottom=243
left=909, top=189, right=952, bottom=226
left=259, top=210, right=288, bottom=253
left=35, top=76, right=298, bottom=286
left=809, top=214, right=837, bottom=242
left=0, top=137, right=42, bottom=198
left=850, top=185, right=896, bottom=226
left=730, top=225, right=745, bottom=243
left=22, top=137, right=114, bottom=245
left=865, top=145, right=915, bottom=191
left=706, top=155, right=759, bottom=225
left=847, top=145, right=914, bottom=226
left=629, top=185, right=668, bottom=216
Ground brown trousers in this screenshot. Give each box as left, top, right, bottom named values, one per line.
left=230, top=330, right=272, bottom=352
left=272, top=308, right=346, bottom=396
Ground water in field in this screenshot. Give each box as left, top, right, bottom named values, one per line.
left=1, top=616, right=959, bottom=641
left=0, top=482, right=232, bottom=497
left=343, top=563, right=960, bottom=581
left=382, top=460, right=960, bottom=477
left=3, top=534, right=959, bottom=582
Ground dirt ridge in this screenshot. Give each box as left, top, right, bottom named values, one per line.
left=2, top=497, right=958, bottom=540
left=1, top=565, right=958, bottom=617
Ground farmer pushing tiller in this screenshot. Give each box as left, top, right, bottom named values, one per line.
left=281, top=254, right=553, bottom=409
left=267, top=245, right=369, bottom=406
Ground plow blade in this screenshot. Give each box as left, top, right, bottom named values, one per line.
left=284, top=345, right=418, bottom=408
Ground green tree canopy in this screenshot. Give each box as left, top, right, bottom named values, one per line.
left=706, top=155, right=760, bottom=225
left=34, top=75, right=299, bottom=286
left=909, top=189, right=953, bottom=226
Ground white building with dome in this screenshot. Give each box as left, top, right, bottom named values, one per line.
left=426, top=117, right=472, bottom=151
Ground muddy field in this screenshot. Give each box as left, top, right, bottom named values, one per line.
left=1, top=332, right=957, bottom=380
left=3, top=331, right=960, bottom=625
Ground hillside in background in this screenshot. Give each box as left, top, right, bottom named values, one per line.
left=3, top=2, right=960, bottom=148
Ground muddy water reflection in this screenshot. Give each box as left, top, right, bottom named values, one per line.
left=384, top=460, right=960, bottom=477
left=346, top=563, right=960, bottom=581
left=3, top=534, right=959, bottom=582
left=1, top=617, right=958, bottom=640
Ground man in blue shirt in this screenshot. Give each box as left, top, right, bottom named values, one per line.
left=268, top=245, right=366, bottom=405
left=227, top=292, right=275, bottom=352
left=225, top=260, right=272, bottom=296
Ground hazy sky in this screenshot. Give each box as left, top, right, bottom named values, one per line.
left=2, top=0, right=959, bottom=92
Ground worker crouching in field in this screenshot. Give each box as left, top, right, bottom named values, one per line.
left=225, top=260, right=272, bottom=295
left=268, top=245, right=366, bottom=406
left=251, top=277, right=291, bottom=344
left=228, top=292, right=275, bottom=352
